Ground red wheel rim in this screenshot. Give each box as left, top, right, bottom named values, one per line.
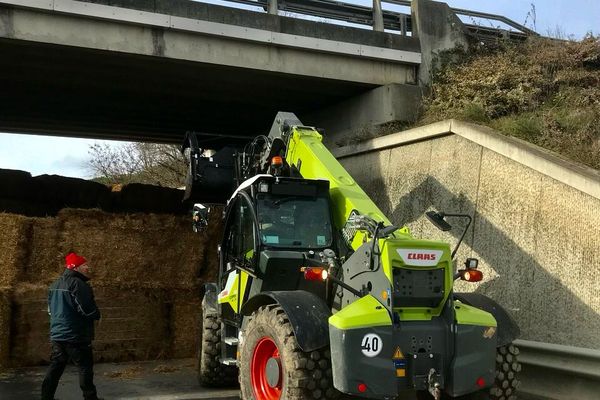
left=251, top=337, right=282, bottom=400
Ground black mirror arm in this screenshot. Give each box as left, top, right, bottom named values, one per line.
left=443, top=213, right=472, bottom=259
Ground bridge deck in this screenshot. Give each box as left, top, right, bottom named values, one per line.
left=0, top=0, right=420, bottom=143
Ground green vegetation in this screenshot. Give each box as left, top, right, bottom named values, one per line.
left=420, top=36, right=600, bottom=170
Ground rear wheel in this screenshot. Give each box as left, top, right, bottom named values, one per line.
left=197, top=307, right=238, bottom=387
left=239, top=304, right=339, bottom=400
left=489, top=343, right=521, bottom=400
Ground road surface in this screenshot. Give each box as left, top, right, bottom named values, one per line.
left=0, top=358, right=239, bottom=400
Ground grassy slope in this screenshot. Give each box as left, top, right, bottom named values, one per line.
left=419, top=36, right=600, bottom=170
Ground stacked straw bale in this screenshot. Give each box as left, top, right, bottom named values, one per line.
left=0, top=169, right=35, bottom=203
left=57, top=209, right=208, bottom=289
left=24, top=218, right=62, bottom=284
left=117, top=183, right=187, bottom=214
left=10, top=284, right=50, bottom=366
left=0, top=203, right=223, bottom=368
left=0, top=214, right=30, bottom=287
left=170, top=290, right=203, bottom=359
left=0, top=288, right=11, bottom=368
left=92, top=287, right=171, bottom=362
left=0, top=168, right=189, bottom=216
left=0, top=167, right=225, bottom=368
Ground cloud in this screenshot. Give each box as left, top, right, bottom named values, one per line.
left=49, top=155, right=91, bottom=178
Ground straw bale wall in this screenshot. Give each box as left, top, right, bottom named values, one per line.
left=0, top=214, right=29, bottom=287
left=0, top=169, right=187, bottom=216
left=0, top=169, right=223, bottom=368
left=170, top=290, right=202, bottom=359
left=0, top=288, right=11, bottom=368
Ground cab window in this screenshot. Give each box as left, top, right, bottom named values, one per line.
left=256, top=194, right=332, bottom=248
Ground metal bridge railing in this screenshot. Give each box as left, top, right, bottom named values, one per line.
left=210, top=0, right=537, bottom=41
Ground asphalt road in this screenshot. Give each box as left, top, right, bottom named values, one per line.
left=0, top=358, right=239, bottom=400
left=0, top=359, right=544, bottom=400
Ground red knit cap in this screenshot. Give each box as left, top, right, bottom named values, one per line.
left=65, top=252, right=87, bottom=270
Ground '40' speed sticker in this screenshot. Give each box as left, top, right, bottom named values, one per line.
left=361, top=333, right=383, bottom=357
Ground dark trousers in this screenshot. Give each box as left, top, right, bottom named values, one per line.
left=41, top=341, right=98, bottom=400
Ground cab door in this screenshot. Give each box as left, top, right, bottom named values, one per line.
left=217, top=194, right=258, bottom=321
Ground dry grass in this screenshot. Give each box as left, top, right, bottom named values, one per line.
left=421, top=36, right=600, bottom=170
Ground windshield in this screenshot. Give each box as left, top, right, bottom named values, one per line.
left=256, top=194, right=333, bottom=248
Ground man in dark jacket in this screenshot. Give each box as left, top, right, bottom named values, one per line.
left=41, top=252, right=102, bottom=400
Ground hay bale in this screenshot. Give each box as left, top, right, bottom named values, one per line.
left=24, top=218, right=62, bottom=284
left=58, top=209, right=212, bottom=289
left=0, top=214, right=30, bottom=287
left=9, top=284, right=51, bottom=366
left=93, top=286, right=170, bottom=362
left=9, top=284, right=173, bottom=366
left=0, top=169, right=35, bottom=201
left=117, top=183, right=186, bottom=214
left=170, top=290, right=202, bottom=358
left=0, top=288, right=11, bottom=369
left=31, top=175, right=111, bottom=212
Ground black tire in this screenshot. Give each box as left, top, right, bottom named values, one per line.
left=417, top=343, right=521, bottom=400
left=239, top=304, right=339, bottom=400
left=197, top=307, right=238, bottom=387
left=489, top=343, right=521, bottom=400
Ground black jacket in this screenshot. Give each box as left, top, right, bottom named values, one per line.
left=48, top=269, right=101, bottom=343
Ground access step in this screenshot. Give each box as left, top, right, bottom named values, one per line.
left=221, top=357, right=238, bottom=366
left=224, top=337, right=239, bottom=346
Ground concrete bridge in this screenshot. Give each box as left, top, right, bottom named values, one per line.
left=0, top=0, right=419, bottom=144
left=0, top=0, right=532, bottom=145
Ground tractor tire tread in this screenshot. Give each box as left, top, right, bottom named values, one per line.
left=198, top=313, right=238, bottom=387
left=239, top=305, right=339, bottom=400
left=490, top=343, right=521, bottom=400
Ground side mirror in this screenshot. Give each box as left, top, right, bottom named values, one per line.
left=426, top=211, right=452, bottom=232
left=192, top=204, right=210, bottom=232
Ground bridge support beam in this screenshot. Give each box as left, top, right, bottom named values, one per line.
left=411, top=0, right=470, bottom=86
left=302, top=84, right=421, bottom=147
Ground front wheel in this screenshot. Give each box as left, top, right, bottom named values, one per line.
left=197, top=306, right=238, bottom=387
left=239, top=304, right=339, bottom=400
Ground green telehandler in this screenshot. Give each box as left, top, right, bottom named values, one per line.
left=182, top=112, right=521, bottom=400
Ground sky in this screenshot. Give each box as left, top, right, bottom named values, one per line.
left=0, top=0, right=598, bottom=179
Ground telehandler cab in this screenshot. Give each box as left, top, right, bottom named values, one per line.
left=182, top=112, right=521, bottom=400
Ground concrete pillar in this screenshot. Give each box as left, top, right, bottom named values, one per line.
left=302, top=83, right=422, bottom=147
left=267, top=0, right=278, bottom=15
left=372, top=0, right=384, bottom=32
left=411, top=0, right=470, bottom=86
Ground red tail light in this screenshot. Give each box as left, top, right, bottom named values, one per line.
left=476, top=377, right=486, bottom=388
left=302, top=267, right=328, bottom=281
left=460, top=268, right=483, bottom=282
left=357, top=383, right=367, bottom=393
